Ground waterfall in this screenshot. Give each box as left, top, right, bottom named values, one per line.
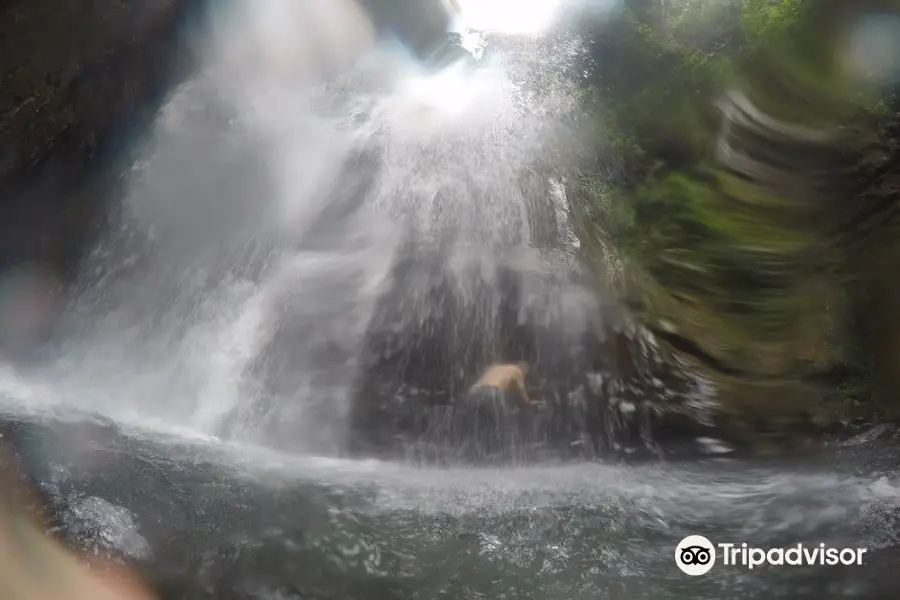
left=0, top=0, right=597, bottom=455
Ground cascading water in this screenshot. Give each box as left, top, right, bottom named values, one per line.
left=2, top=1, right=900, bottom=598
left=3, top=0, right=593, bottom=454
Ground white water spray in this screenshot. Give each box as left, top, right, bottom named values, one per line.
left=1, top=0, right=582, bottom=453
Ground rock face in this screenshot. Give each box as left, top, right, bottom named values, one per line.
left=0, top=0, right=207, bottom=279
left=346, top=244, right=716, bottom=463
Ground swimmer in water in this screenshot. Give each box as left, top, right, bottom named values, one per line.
left=452, top=362, right=541, bottom=460
left=467, top=362, right=538, bottom=410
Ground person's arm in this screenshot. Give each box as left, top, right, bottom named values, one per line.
left=510, top=371, right=536, bottom=408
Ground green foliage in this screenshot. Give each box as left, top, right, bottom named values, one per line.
left=740, top=0, right=807, bottom=40
left=572, top=0, right=900, bottom=427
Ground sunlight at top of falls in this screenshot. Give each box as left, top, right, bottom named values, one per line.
left=453, top=0, right=564, bottom=35
left=397, top=61, right=504, bottom=118
left=402, top=64, right=479, bottom=116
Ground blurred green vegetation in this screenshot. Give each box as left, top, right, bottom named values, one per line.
left=569, top=0, right=900, bottom=440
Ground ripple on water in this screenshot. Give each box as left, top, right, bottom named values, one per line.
left=57, top=495, right=152, bottom=561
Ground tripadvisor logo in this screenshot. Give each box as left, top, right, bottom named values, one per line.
left=676, top=535, right=716, bottom=576
left=674, top=536, right=868, bottom=576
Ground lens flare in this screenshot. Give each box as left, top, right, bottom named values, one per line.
left=843, top=13, right=900, bottom=86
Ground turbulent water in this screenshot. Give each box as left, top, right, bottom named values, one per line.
left=1, top=0, right=900, bottom=597
left=3, top=412, right=900, bottom=599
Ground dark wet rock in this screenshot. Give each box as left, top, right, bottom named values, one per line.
left=426, top=35, right=477, bottom=70
left=345, top=243, right=723, bottom=463
left=0, top=0, right=208, bottom=280
left=356, top=0, right=455, bottom=59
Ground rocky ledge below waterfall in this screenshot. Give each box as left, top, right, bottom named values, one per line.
left=341, top=248, right=754, bottom=463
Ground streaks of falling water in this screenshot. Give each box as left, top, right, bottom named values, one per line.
left=6, top=0, right=586, bottom=455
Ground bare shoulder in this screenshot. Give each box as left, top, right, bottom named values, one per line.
left=474, top=363, right=521, bottom=387
left=493, top=364, right=523, bottom=377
